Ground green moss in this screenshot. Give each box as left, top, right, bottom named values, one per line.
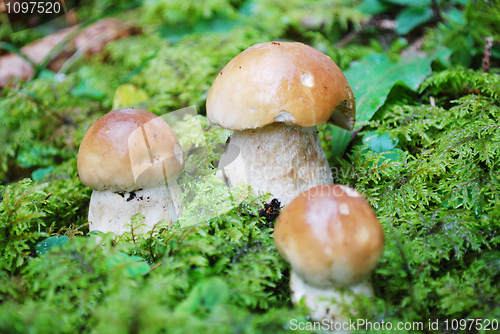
left=333, top=70, right=500, bottom=328
left=1, top=0, right=500, bottom=332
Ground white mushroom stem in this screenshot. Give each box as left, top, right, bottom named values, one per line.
left=88, top=184, right=181, bottom=234
left=290, top=271, right=373, bottom=326
left=217, top=122, right=333, bottom=206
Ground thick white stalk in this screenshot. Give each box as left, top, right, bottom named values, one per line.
left=88, top=184, right=179, bottom=234
left=218, top=123, right=333, bottom=206
left=290, top=271, right=373, bottom=329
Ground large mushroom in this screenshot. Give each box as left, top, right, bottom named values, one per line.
left=77, top=108, right=184, bottom=234
left=274, top=184, right=384, bottom=323
left=207, top=41, right=355, bottom=205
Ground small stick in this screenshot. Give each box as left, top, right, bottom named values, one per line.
left=431, top=0, right=444, bottom=22
left=336, top=19, right=396, bottom=49
left=429, top=96, right=436, bottom=107
left=482, top=37, right=494, bottom=73
left=401, top=36, right=425, bottom=57
left=149, top=261, right=162, bottom=272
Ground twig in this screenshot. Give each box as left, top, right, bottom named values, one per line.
left=429, top=96, right=436, bottom=107
left=431, top=0, right=444, bottom=22
left=336, top=19, right=397, bottom=49
left=40, top=192, right=53, bottom=207
left=401, top=37, right=425, bottom=57
left=482, top=37, right=494, bottom=73
left=149, top=261, right=162, bottom=273
left=336, top=20, right=373, bottom=49
left=72, top=249, right=95, bottom=274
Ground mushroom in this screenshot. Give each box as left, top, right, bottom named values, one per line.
left=207, top=41, right=355, bottom=205
left=77, top=108, right=184, bottom=234
left=273, top=184, right=384, bottom=323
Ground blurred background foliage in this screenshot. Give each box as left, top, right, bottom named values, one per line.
left=0, top=0, right=499, bottom=333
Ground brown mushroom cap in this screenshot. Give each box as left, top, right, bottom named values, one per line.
left=274, top=184, right=384, bottom=288
left=77, top=108, right=184, bottom=192
left=207, top=41, right=355, bottom=131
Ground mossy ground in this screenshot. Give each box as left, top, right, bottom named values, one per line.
left=0, top=0, right=499, bottom=333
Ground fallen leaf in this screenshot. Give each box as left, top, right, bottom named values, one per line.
left=0, top=26, right=75, bottom=86
left=0, top=53, right=33, bottom=85
left=0, top=18, right=136, bottom=87
left=73, top=19, right=136, bottom=55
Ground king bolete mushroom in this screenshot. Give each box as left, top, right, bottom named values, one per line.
left=77, top=108, right=184, bottom=234
left=274, top=184, right=384, bottom=322
left=207, top=41, right=355, bottom=205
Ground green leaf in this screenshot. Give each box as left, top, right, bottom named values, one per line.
left=433, top=47, right=453, bottom=67
left=200, top=277, right=230, bottom=310
left=396, top=6, right=434, bottom=35
left=157, top=25, right=193, bottom=43
left=453, top=0, right=470, bottom=5
left=38, top=69, right=56, bottom=80
left=194, top=17, right=242, bottom=34
left=112, top=84, right=149, bottom=109
left=444, top=7, right=466, bottom=25
left=384, top=0, right=432, bottom=6
left=105, top=252, right=150, bottom=278
left=126, top=262, right=150, bottom=278
left=330, top=50, right=447, bottom=159
left=71, top=80, right=106, bottom=101
left=363, top=132, right=398, bottom=153
left=159, top=16, right=242, bottom=43
left=380, top=148, right=404, bottom=163
left=35, top=236, right=69, bottom=255
left=239, top=0, right=258, bottom=16
left=174, top=277, right=230, bottom=315
left=31, top=166, right=55, bottom=181
left=356, top=0, right=393, bottom=15
left=175, top=283, right=203, bottom=314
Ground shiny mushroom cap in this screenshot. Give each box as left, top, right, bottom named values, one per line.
left=207, top=41, right=355, bottom=131
left=77, top=108, right=184, bottom=192
left=274, top=184, right=384, bottom=288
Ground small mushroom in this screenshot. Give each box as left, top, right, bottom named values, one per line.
left=273, top=184, right=384, bottom=323
left=207, top=42, right=355, bottom=205
left=77, top=108, right=184, bottom=234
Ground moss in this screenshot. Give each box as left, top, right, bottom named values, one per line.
left=0, top=0, right=500, bottom=332
left=333, top=70, right=500, bottom=328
